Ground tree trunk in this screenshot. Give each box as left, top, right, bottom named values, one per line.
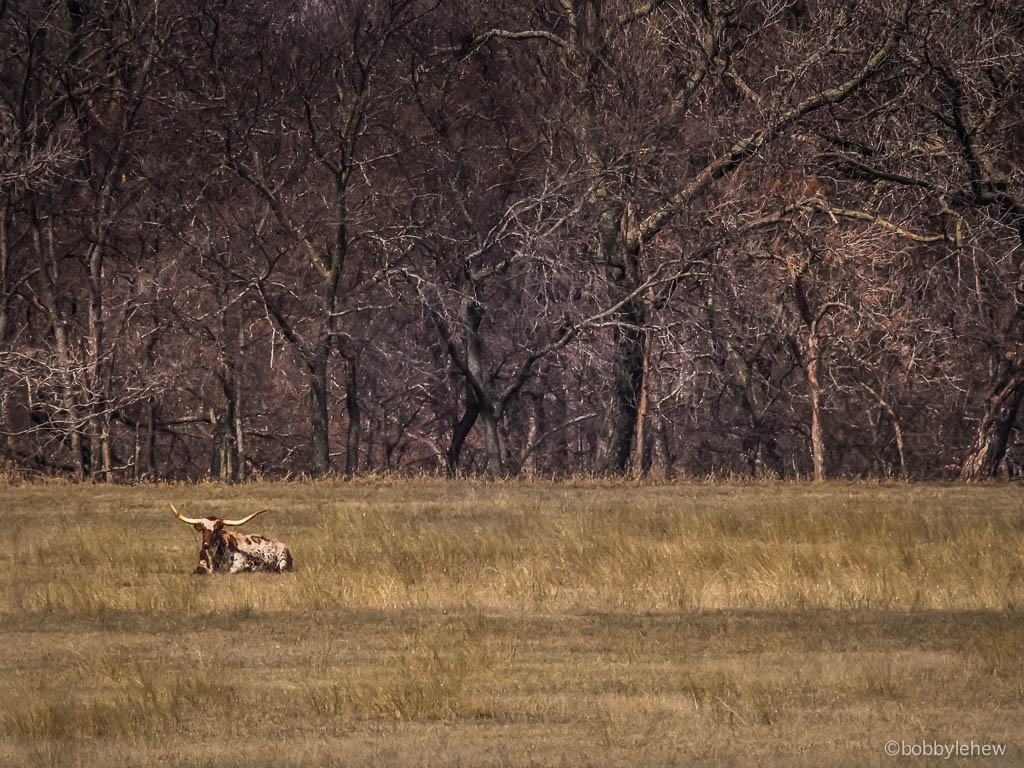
left=631, top=328, right=651, bottom=477
left=86, top=241, right=105, bottom=482
left=209, top=407, right=224, bottom=480
left=100, top=421, right=113, bottom=482
left=217, top=329, right=238, bottom=482
left=232, top=319, right=245, bottom=481
left=792, top=275, right=833, bottom=482
left=863, top=384, right=908, bottom=479
left=652, top=421, right=674, bottom=479
left=892, top=416, right=907, bottom=480
left=600, top=318, right=644, bottom=474
left=543, top=367, right=568, bottom=475
left=478, top=405, right=505, bottom=479
left=133, top=415, right=141, bottom=481
left=959, top=224, right=1024, bottom=480
left=598, top=205, right=645, bottom=474
left=31, top=203, right=84, bottom=480
left=520, top=393, right=541, bottom=476
left=309, top=352, right=331, bottom=478
left=344, top=355, right=360, bottom=477
left=461, top=298, right=506, bottom=478
left=145, top=400, right=157, bottom=479
left=0, top=203, right=8, bottom=356
left=232, top=372, right=244, bottom=482
left=807, top=333, right=826, bottom=481
left=447, top=383, right=480, bottom=476
left=959, top=368, right=1024, bottom=479
left=222, top=400, right=233, bottom=482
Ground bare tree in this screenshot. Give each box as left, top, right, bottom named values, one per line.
left=194, top=0, right=423, bottom=476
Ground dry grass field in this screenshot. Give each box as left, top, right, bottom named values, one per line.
left=1, top=478, right=1022, bottom=767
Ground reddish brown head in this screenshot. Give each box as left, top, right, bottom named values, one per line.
left=194, top=518, right=224, bottom=547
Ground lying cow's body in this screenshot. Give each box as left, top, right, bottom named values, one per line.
left=171, top=504, right=292, bottom=574
left=194, top=520, right=293, bottom=574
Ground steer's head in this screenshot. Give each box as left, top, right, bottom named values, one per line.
left=170, top=503, right=268, bottom=574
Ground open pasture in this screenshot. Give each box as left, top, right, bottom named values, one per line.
left=1, top=479, right=1022, bottom=766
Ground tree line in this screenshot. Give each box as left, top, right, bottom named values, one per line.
left=1, top=0, right=1022, bottom=481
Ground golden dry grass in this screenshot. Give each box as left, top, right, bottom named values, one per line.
left=1, top=478, right=1022, bottom=766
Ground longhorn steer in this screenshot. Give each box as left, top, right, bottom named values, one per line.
left=170, top=503, right=293, bottom=574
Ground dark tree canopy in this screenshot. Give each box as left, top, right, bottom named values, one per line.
left=1, top=0, right=1022, bottom=481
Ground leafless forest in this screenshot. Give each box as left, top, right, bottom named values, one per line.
left=1, top=0, right=1022, bottom=481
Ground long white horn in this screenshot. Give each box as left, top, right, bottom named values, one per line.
left=220, top=508, right=271, bottom=527
left=170, top=502, right=206, bottom=525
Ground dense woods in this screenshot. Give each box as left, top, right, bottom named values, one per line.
left=1, top=0, right=1022, bottom=481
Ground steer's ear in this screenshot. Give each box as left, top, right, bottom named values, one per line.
left=193, top=522, right=204, bottom=532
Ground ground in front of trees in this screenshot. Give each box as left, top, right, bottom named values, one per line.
left=1, top=479, right=1021, bottom=767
